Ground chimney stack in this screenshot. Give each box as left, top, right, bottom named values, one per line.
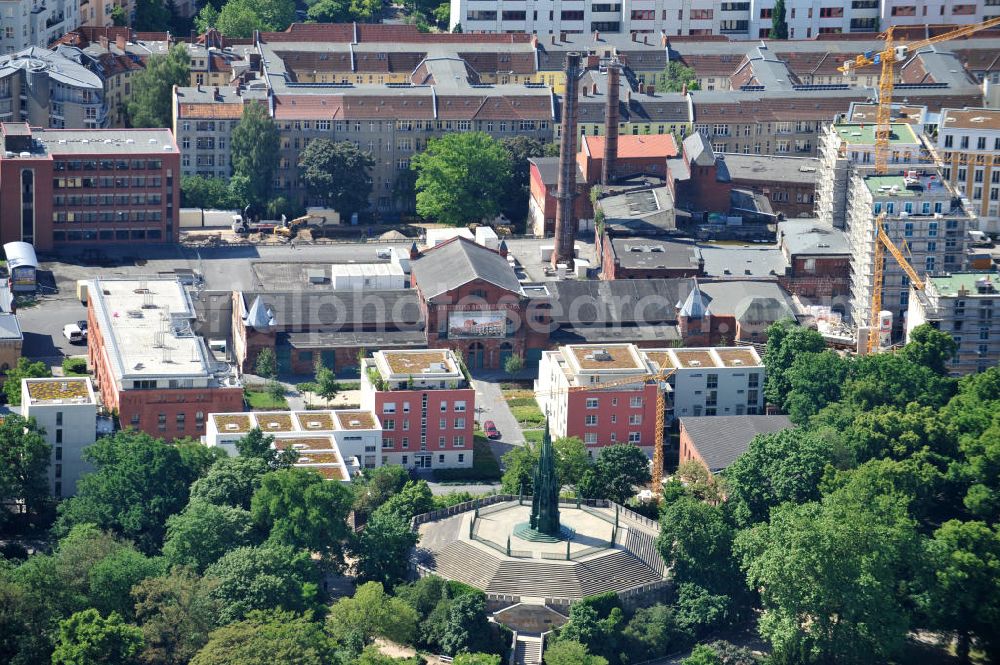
left=602, top=60, right=621, bottom=186
left=552, top=52, right=582, bottom=269
left=498, top=240, right=509, bottom=258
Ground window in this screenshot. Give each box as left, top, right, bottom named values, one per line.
left=383, top=418, right=395, bottom=431
left=630, top=396, right=643, bottom=408
left=439, top=418, right=447, bottom=429
left=586, top=398, right=599, bottom=409
left=382, top=437, right=394, bottom=449
left=629, top=414, right=642, bottom=425
left=438, top=436, right=446, bottom=448
left=454, top=400, right=466, bottom=412
left=440, top=401, right=448, bottom=412
left=453, top=435, right=465, bottom=447
left=454, top=418, right=465, bottom=429
left=458, top=454, right=465, bottom=464
left=383, top=402, right=396, bottom=414
left=628, top=432, right=641, bottom=443
left=584, top=433, right=597, bottom=444
left=585, top=414, right=598, bottom=426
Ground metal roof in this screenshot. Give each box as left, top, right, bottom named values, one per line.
left=411, top=237, right=521, bottom=299
left=681, top=415, right=792, bottom=471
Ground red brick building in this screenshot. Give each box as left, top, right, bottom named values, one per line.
left=0, top=124, right=180, bottom=251
left=776, top=221, right=851, bottom=303
left=410, top=237, right=552, bottom=369
left=88, top=278, right=243, bottom=440
left=360, top=349, right=475, bottom=469
left=577, top=134, right=677, bottom=185
left=528, top=157, right=590, bottom=237
left=667, top=133, right=733, bottom=214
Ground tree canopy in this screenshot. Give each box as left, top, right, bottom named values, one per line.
left=0, top=413, right=50, bottom=527
left=231, top=103, right=280, bottom=208
left=298, top=139, right=374, bottom=217
left=128, top=45, right=190, bottom=128
left=655, top=61, right=700, bottom=93
left=412, top=132, right=512, bottom=226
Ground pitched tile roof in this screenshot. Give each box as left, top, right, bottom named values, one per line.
left=177, top=102, right=245, bottom=119
left=583, top=134, right=678, bottom=159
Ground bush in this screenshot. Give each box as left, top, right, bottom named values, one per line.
left=432, top=438, right=501, bottom=482
left=295, top=382, right=319, bottom=393
left=62, top=357, right=88, bottom=376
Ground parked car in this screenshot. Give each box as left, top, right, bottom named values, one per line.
left=63, top=323, right=85, bottom=344
left=483, top=420, right=500, bottom=439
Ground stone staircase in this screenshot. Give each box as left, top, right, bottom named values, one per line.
left=422, top=541, right=502, bottom=589
left=513, top=635, right=543, bottom=665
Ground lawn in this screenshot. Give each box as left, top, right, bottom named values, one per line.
left=523, top=430, right=544, bottom=445
left=432, top=436, right=502, bottom=482
left=502, top=389, right=546, bottom=427
left=245, top=390, right=289, bottom=410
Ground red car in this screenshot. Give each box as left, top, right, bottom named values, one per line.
left=483, top=420, right=501, bottom=439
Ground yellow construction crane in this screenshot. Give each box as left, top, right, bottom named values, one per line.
left=838, top=17, right=1000, bottom=174
left=838, top=18, right=1000, bottom=352
left=867, top=212, right=926, bottom=353
left=535, top=366, right=677, bottom=491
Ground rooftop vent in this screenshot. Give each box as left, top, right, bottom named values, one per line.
left=225, top=423, right=238, bottom=430
left=689, top=360, right=701, bottom=367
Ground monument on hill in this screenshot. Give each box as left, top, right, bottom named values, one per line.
left=529, top=422, right=561, bottom=536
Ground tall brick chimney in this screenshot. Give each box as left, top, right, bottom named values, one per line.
left=552, top=52, right=582, bottom=269
left=601, top=60, right=621, bottom=186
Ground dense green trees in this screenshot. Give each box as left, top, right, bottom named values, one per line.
left=51, top=608, right=144, bottom=665
left=191, top=610, right=335, bottom=665
left=55, top=432, right=207, bottom=553
left=298, top=139, right=375, bottom=218
left=306, top=0, right=381, bottom=23
left=769, top=0, right=788, bottom=39
left=204, top=544, right=321, bottom=624
left=181, top=176, right=236, bottom=210
left=655, top=62, right=700, bottom=93
left=762, top=320, right=826, bottom=410
left=412, top=132, right=512, bottom=226
left=251, top=468, right=353, bottom=565
left=189, top=456, right=269, bottom=510
left=208, top=0, right=294, bottom=37
left=128, top=45, right=190, bottom=128
left=580, top=443, right=652, bottom=504
left=231, top=103, right=280, bottom=208
left=326, top=582, right=418, bottom=649
left=501, top=436, right=592, bottom=495
left=131, top=567, right=222, bottom=665
left=0, top=414, right=51, bottom=527
left=162, top=500, right=256, bottom=572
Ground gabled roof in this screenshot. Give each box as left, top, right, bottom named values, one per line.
left=681, top=415, right=792, bottom=471
left=243, top=296, right=275, bottom=330
left=411, top=237, right=521, bottom=299
left=683, top=133, right=715, bottom=167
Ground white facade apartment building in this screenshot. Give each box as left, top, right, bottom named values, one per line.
left=934, top=108, right=1000, bottom=234
left=21, top=377, right=99, bottom=498
left=204, top=409, right=383, bottom=479
left=0, top=0, right=80, bottom=54
left=815, top=119, right=925, bottom=230
left=847, top=170, right=974, bottom=337
left=451, top=0, right=999, bottom=39
left=907, top=272, right=1000, bottom=376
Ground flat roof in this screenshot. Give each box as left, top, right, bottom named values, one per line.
left=777, top=221, right=849, bottom=256
left=89, top=278, right=216, bottom=380
left=23, top=377, right=94, bottom=404
left=832, top=122, right=919, bottom=146
left=375, top=349, right=463, bottom=379
left=209, top=409, right=380, bottom=434
left=928, top=272, right=1000, bottom=297
left=714, top=348, right=761, bottom=368
left=718, top=153, right=821, bottom=184
left=672, top=349, right=717, bottom=368
left=564, top=344, right=647, bottom=371
left=864, top=175, right=918, bottom=197
left=610, top=237, right=701, bottom=271
left=940, top=108, right=1000, bottom=132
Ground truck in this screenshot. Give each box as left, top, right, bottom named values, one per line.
left=231, top=214, right=276, bottom=235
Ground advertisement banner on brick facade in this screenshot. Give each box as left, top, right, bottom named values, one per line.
left=447, top=311, right=507, bottom=338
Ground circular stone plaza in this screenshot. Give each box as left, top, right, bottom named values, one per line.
left=412, top=496, right=667, bottom=607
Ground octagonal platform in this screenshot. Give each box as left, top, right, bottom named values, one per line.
left=413, top=499, right=667, bottom=603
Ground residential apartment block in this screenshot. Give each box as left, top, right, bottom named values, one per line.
left=0, top=124, right=180, bottom=249
left=536, top=343, right=765, bottom=456
left=451, top=0, right=1000, bottom=38
left=173, top=85, right=248, bottom=179
left=360, top=349, right=476, bottom=470
left=907, top=271, right=1000, bottom=376
left=0, top=0, right=79, bottom=53
left=21, top=377, right=100, bottom=497
left=847, top=169, right=973, bottom=337
left=934, top=107, right=1000, bottom=233
left=204, top=409, right=383, bottom=478
left=87, top=278, right=244, bottom=441
left=0, top=47, right=107, bottom=128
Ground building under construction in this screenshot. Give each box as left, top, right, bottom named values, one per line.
left=815, top=120, right=976, bottom=340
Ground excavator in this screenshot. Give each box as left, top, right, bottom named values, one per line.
left=273, top=214, right=312, bottom=238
